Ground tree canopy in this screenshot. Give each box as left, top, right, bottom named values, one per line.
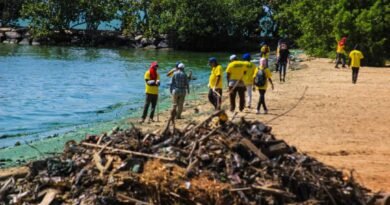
left=1, top=0, right=388, bottom=65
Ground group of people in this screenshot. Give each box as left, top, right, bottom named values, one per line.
left=335, top=37, right=364, bottom=84
left=140, top=42, right=289, bottom=123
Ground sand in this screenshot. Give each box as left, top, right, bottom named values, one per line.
left=2, top=56, right=389, bottom=192
left=135, top=56, right=390, bottom=192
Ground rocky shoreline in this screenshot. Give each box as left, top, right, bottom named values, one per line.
left=0, top=27, right=172, bottom=49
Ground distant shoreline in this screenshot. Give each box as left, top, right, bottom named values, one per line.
left=0, top=26, right=172, bottom=50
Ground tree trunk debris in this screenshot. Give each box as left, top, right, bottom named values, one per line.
left=0, top=110, right=385, bottom=205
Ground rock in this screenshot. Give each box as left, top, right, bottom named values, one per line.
left=143, top=45, right=157, bottom=49
left=31, top=40, right=40, bottom=46
left=134, top=35, right=143, bottom=41
left=157, top=40, right=169, bottom=48
left=19, top=38, right=30, bottom=45
left=5, top=31, right=22, bottom=39
left=0, top=27, right=12, bottom=32
left=140, top=37, right=149, bottom=46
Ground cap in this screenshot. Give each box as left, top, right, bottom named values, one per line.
left=175, top=61, right=181, bottom=68
left=208, top=57, right=217, bottom=63
left=242, top=53, right=251, bottom=61
left=229, top=54, right=237, bottom=61
left=178, top=63, right=185, bottom=69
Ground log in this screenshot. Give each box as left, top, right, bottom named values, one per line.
left=0, top=166, right=28, bottom=180
left=82, top=142, right=175, bottom=161
left=38, top=189, right=60, bottom=205
left=239, top=138, right=269, bottom=161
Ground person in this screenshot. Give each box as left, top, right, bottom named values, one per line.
left=253, top=58, right=274, bottom=114
left=167, top=61, right=181, bottom=77
left=335, top=37, right=347, bottom=68
left=226, top=56, right=247, bottom=112
left=348, top=44, right=364, bottom=84
left=208, top=57, right=223, bottom=110
left=278, top=42, right=290, bottom=82
left=170, top=63, right=189, bottom=119
left=141, top=61, right=160, bottom=123
left=242, top=53, right=256, bottom=108
left=275, top=39, right=282, bottom=72
left=260, top=42, right=270, bottom=68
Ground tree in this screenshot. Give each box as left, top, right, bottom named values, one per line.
left=0, top=0, right=23, bottom=26
left=21, top=0, right=79, bottom=38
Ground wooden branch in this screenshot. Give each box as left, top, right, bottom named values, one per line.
left=239, top=138, right=269, bottom=161
left=82, top=142, right=175, bottom=161
left=185, top=110, right=225, bottom=137
left=38, top=189, right=60, bottom=205
left=252, top=185, right=296, bottom=199
left=116, top=193, right=152, bottom=205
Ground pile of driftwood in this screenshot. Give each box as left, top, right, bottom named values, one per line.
left=0, top=111, right=386, bottom=205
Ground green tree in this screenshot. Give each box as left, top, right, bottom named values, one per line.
left=77, top=0, right=121, bottom=32
left=21, top=0, right=79, bottom=38
left=0, top=0, right=23, bottom=26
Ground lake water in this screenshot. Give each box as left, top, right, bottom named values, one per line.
left=0, top=44, right=231, bottom=147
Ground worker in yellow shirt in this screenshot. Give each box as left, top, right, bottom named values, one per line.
left=242, top=53, right=256, bottom=109
left=141, top=61, right=160, bottom=123
left=208, top=57, right=223, bottom=110
left=260, top=42, right=270, bottom=68
left=348, top=45, right=364, bottom=84
left=335, top=37, right=347, bottom=68
left=253, top=58, right=274, bottom=114
left=226, top=56, right=247, bottom=112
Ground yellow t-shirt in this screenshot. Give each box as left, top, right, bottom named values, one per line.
left=226, top=61, right=247, bottom=81
left=261, top=45, right=270, bottom=59
left=208, top=65, right=223, bottom=89
left=337, top=44, right=346, bottom=54
left=244, top=61, right=256, bottom=85
left=144, top=70, right=160, bottom=94
left=349, top=50, right=364, bottom=68
left=253, top=66, right=272, bottom=90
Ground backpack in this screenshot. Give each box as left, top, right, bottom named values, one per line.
left=255, top=68, right=266, bottom=87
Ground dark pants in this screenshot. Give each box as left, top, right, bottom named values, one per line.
left=352, top=67, right=360, bottom=84
left=279, top=62, right=287, bottom=81
left=257, top=90, right=267, bottom=111
left=229, top=86, right=246, bottom=112
left=142, top=93, right=158, bottom=120
left=208, top=88, right=222, bottom=110
left=335, top=53, right=346, bottom=68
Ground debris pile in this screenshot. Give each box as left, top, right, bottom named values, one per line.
left=0, top=111, right=382, bottom=204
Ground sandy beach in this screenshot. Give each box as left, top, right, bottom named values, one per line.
left=1, top=56, right=389, bottom=193
left=132, top=56, right=390, bottom=192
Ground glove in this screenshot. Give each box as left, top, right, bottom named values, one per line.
left=147, top=80, right=155, bottom=85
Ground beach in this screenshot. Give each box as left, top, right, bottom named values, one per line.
left=129, top=56, right=390, bottom=192
left=1, top=56, right=389, bottom=192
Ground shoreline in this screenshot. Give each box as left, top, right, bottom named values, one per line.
left=1, top=56, right=389, bottom=192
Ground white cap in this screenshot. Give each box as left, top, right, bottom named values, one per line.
left=229, top=54, right=237, bottom=61
left=178, top=63, right=185, bottom=69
